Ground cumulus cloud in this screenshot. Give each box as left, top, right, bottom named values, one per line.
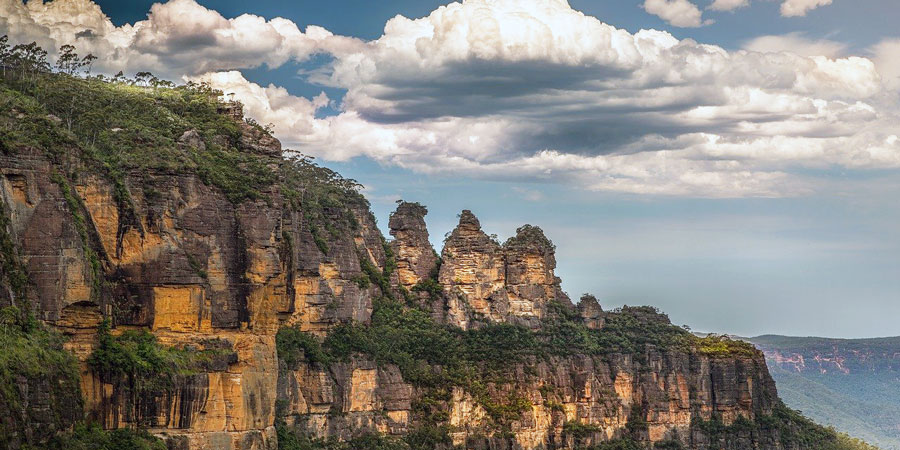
left=780, top=0, right=833, bottom=17
left=0, top=0, right=362, bottom=78
left=743, top=32, right=847, bottom=58
left=642, top=0, right=710, bottom=27
left=3, top=0, right=898, bottom=198
left=708, top=0, right=750, bottom=12
left=192, top=71, right=332, bottom=146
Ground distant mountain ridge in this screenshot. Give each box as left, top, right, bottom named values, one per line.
left=748, top=335, right=900, bottom=450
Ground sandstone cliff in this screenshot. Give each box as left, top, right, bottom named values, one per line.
left=0, top=73, right=875, bottom=450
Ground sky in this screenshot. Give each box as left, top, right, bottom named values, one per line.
left=2, top=0, right=900, bottom=337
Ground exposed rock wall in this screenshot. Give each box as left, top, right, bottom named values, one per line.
left=0, top=120, right=387, bottom=449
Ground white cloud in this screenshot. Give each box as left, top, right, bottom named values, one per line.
left=743, top=32, right=847, bottom=58
left=780, top=0, right=833, bottom=17
left=4, top=0, right=899, bottom=198
left=642, top=0, right=710, bottom=27
left=191, top=71, right=332, bottom=145
left=0, top=0, right=363, bottom=78
left=708, top=0, right=750, bottom=12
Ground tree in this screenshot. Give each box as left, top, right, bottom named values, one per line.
left=134, top=71, right=153, bottom=86
left=56, top=44, right=79, bottom=74
left=0, top=35, right=10, bottom=76
left=81, top=54, right=97, bottom=76
left=10, top=41, right=50, bottom=79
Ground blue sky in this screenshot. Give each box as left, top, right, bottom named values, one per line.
left=5, top=0, right=900, bottom=337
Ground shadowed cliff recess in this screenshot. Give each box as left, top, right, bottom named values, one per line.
left=0, top=40, right=882, bottom=450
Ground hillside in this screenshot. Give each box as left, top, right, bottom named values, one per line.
left=749, top=335, right=900, bottom=450
left=0, top=42, right=882, bottom=450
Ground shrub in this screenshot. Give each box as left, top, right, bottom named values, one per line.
left=276, top=327, right=331, bottom=369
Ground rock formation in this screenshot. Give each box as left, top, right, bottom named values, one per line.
left=388, top=201, right=437, bottom=290
left=438, top=211, right=569, bottom=329
left=0, top=75, right=863, bottom=450
left=578, top=294, right=605, bottom=330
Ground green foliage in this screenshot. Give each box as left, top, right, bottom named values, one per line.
left=37, top=423, right=166, bottom=450
left=279, top=154, right=367, bottom=252
left=503, top=224, right=555, bottom=251
left=537, top=303, right=695, bottom=357
left=277, top=421, right=452, bottom=450
left=695, top=334, right=757, bottom=358
left=359, top=254, right=394, bottom=300
left=750, top=335, right=900, bottom=450
left=310, top=224, right=330, bottom=255
left=692, top=404, right=882, bottom=450
left=186, top=253, right=208, bottom=280
left=586, top=438, right=643, bottom=450
left=382, top=240, right=396, bottom=279
left=0, top=201, right=28, bottom=316
left=562, top=420, right=603, bottom=438
left=404, top=425, right=453, bottom=449
left=0, top=315, right=83, bottom=445
left=276, top=327, right=332, bottom=369
left=625, top=405, right=649, bottom=436
left=766, top=404, right=882, bottom=450
left=411, top=277, right=442, bottom=301
left=305, top=297, right=768, bottom=431
left=351, top=273, right=371, bottom=289
left=277, top=422, right=415, bottom=450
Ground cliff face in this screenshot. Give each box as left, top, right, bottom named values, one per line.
left=0, top=75, right=865, bottom=450
left=1, top=98, right=387, bottom=449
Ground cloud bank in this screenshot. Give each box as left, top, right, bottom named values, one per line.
left=2, top=0, right=898, bottom=198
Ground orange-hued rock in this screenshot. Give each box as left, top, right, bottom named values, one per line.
left=152, top=286, right=203, bottom=332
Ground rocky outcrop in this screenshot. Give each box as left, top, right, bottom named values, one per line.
left=439, top=211, right=569, bottom=329
left=439, top=210, right=507, bottom=328
left=388, top=201, right=437, bottom=290
left=578, top=294, right=605, bottom=330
